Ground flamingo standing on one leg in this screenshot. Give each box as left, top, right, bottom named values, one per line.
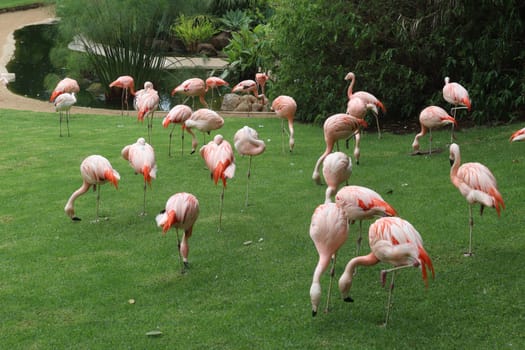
left=54, top=92, right=77, bottom=137
left=64, top=155, right=120, bottom=222
left=312, top=113, right=368, bottom=184
left=255, top=72, right=270, bottom=96
left=121, top=137, right=157, bottom=216
left=205, top=76, right=229, bottom=108
left=136, top=82, right=159, bottom=143
left=412, top=106, right=457, bottom=155
left=271, top=95, right=297, bottom=153
left=200, top=134, right=236, bottom=232
left=335, top=185, right=397, bottom=257
left=510, top=127, right=525, bottom=142
left=50, top=77, right=79, bottom=102
left=156, top=192, right=200, bottom=273
left=338, top=216, right=434, bottom=327
left=345, top=72, right=386, bottom=138
left=109, top=75, right=135, bottom=115
left=449, top=143, right=505, bottom=256
left=162, top=104, right=193, bottom=156
left=172, top=77, right=209, bottom=108
left=443, top=76, right=471, bottom=141
left=185, top=108, right=224, bottom=154
left=309, top=202, right=348, bottom=316
left=234, top=126, right=266, bottom=206
left=322, top=152, right=352, bottom=204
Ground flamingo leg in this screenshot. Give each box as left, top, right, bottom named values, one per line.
left=168, top=125, right=175, bottom=157
left=464, top=204, right=474, bottom=256
left=66, top=110, right=71, bottom=137
left=245, top=156, right=252, bottom=207
left=324, top=253, right=338, bottom=314
left=93, top=184, right=101, bottom=223
left=218, top=185, right=225, bottom=232
left=429, top=129, right=433, bottom=155
left=147, top=113, right=154, bottom=143
left=281, top=119, right=285, bottom=153
left=59, top=111, right=63, bottom=137
left=374, top=112, right=382, bottom=139
left=175, top=228, right=186, bottom=274
left=140, top=180, right=147, bottom=216
left=383, top=270, right=397, bottom=327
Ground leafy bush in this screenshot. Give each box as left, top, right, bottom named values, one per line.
left=218, top=9, right=253, bottom=32
left=171, top=15, right=218, bottom=54
left=268, top=0, right=525, bottom=125
left=222, top=24, right=273, bottom=82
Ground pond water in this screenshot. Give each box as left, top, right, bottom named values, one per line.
left=6, top=23, right=224, bottom=111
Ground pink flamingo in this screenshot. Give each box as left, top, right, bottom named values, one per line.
left=136, top=82, right=159, bottom=143
left=312, top=113, right=368, bottom=184
left=271, top=95, right=297, bottom=152
left=338, top=216, right=435, bottom=327
left=449, top=143, right=505, bottom=256
left=345, top=72, right=386, bottom=138
left=234, top=126, right=266, bottom=206
left=443, top=76, right=471, bottom=139
left=172, top=77, right=208, bottom=108
left=205, top=76, right=229, bottom=107
left=335, top=185, right=397, bottom=256
left=162, top=104, right=193, bottom=156
left=322, top=151, right=352, bottom=204
left=255, top=72, right=270, bottom=96
left=109, top=75, right=135, bottom=115
left=232, top=79, right=258, bottom=98
left=50, top=77, right=79, bottom=102
left=185, top=108, right=224, bottom=154
left=121, top=137, right=157, bottom=215
left=200, top=134, right=236, bottom=231
left=510, top=127, right=525, bottom=142
left=64, top=155, right=120, bottom=222
left=54, top=92, right=77, bottom=137
left=412, top=106, right=457, bottom=155
left=309, top=202, right=348, bottom=316
left=156, top=192, right=200, bottom=273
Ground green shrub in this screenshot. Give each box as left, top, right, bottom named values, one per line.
left=171, top=15, right=218, bottom=54
left=218, top=9, right=253, bottom=32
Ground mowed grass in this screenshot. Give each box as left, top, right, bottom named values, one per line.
left=0, top=108, right=523, bottom=349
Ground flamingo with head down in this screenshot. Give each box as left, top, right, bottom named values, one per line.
left=50, top=77, right=79, bottom=102
left=510, top=127, right=525, bottom=142
left=156, top=192, right=200, bottom=273
left=312, top=113, right=367, bottom=184
left=338, top=216, right=434, bottom=327
left=109, top=75, right=135, bottom=115
left=172, top=78, right=209, bottom=108
left=64, top=155, right=120, bottom=222
left=309, top=202, right=348, bottom=316
left=271, top=95, right=297, bottom=152
left=412, top=106, right=457, bottom=155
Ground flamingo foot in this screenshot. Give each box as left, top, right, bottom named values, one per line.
left=343, top=296, right=354, bottom=303
left=463, top=252, right=474, bottom=257
left=71, top=216, right=81, bottom=221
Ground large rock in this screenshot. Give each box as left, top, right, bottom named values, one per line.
left=220, top=93, right=242, bottom=111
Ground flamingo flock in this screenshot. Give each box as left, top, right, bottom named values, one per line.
left=57, top=70, right=519, bottom=328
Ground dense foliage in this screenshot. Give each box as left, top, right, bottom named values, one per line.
left=54, top=0, right=177, bottom=94
left=268, top=0, right=525, bottom=125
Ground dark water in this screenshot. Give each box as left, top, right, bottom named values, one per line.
left=6, top=23, right=223, bottom=111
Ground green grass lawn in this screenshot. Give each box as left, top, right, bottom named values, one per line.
left=0, top=108, right=523, bottom=349
left=0, top=1, right=52, bottom=11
